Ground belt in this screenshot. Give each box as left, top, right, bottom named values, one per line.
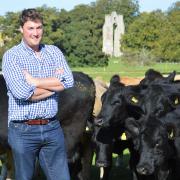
left=12, top=117, right=56, bottom=125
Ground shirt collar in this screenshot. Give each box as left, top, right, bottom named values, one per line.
left=20, top=40, right=45, bottom=54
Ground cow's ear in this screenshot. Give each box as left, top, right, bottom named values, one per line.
left=109, top=74, right=121, bottom=87
left=101, top=91, right=106, bottom=102
left=166, top=71, right=176, bottom=82
left=125, top=117, right=140, bottom=137
left=110, top=74, right=120, bottom=84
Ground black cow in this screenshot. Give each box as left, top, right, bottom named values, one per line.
left=125, top=83, right=180, bottom=119
left=0, top=74, right=13, bottom=179
left=92, top=75, right=142, bottom=180
left=139, top=69, right=176, bottom=86
left=123, top=72, right=180, bottom=180
left=92, top=70, right=180, bottom=180
left=159, top=105, right=180, bottom=180
left=0, top=71, right=95, bottom=180
left=125, top=114, right=179, bottom=180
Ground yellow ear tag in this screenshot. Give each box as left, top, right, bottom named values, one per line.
left=86, top=126, right=90, bottom=132
left=175, top=98, right=179, bottom=105
left=168, top=130, right=174, bottom=139
left=131, top=96, right=138, bottom=103
left=121, top=132, right=127, bottom=140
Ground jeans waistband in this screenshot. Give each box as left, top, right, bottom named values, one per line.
left=11, top=117, right=57, bottom=125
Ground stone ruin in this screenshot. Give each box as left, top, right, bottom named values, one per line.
left=102, top=11, right=125, bottom=57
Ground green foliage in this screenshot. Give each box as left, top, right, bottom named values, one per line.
left=0, top=0, right=140, bottom=67
left=159, top=1, right=180, bottom=62
left=122, top=2, right=180, bottom=63
left=0, top=0, right=178, bottom=67
left=122, top=11, right=167, bottom=51
left=56, top=4, right=109, bottom=67
left=95, top=0, right=139, bottom=27
left=121, top=48, right=156, bottom=66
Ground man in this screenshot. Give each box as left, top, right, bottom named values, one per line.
left=2, top=8, right=74, bottom=180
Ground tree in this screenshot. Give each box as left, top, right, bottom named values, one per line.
left=158, top=1, right=180, bottom=62
left=121, top=10, right=179, bottom=63
left=0, top=0, right=141, bottom=67
left=57, top=5, right=108, bottom=67
left=95, top=0, right=139, bottom=28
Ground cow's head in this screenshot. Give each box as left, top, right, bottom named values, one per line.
left=139, top=69, right=176, bottom=86
left=94, top=75, right=144, bottom=128
left=126, top=117, right=175, bottom=176
left=94, top=75, right=128, bottom=128
left=125, top=83, right=180, bottom=118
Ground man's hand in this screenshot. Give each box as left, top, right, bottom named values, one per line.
left=23, top=70, right=38, bottom=86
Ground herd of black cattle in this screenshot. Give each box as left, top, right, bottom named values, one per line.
left=1, top=69, right=180, bottom=180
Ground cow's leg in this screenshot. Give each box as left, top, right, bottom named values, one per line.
left=99, top=166, right=111, bottom=180
left=6, top=150, right=15, bottom=180
left=80, top=132, right=94, bottom=180
left=0, top=154, right=7, bottom=180
left=0, top=148, right=15, bottom=180
left=95, top=143, right=112, bottom=180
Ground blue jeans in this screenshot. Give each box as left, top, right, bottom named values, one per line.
left=8, top=120, right=70, bottom=180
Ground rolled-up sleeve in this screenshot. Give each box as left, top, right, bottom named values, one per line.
left=56, top=72, right=74, bottom=89
left=52, top=46, right=74, bottom=89
left=2, top=51, right=36, bottom=100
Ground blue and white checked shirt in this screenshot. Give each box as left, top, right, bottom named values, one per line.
left=2, top=40, right=74, bottom=124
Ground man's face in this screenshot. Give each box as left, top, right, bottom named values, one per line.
left=20, top=20, right=43, bottom=50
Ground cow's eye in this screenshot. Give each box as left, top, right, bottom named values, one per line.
left=155, top=143, right=159, bottom=148
left=111, top=100, right=121, bottom=105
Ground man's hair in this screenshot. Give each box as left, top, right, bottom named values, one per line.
left=19, top=8, right=43, bottom=27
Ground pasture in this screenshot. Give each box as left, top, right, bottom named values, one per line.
left=0, top=152, right=132, bottom=180
left=73, top=58, right=180, bottom=82
left=91, top=151, right=132, bottom=180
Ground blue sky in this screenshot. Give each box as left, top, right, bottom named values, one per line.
left=0, top=0, right=178, bottom=16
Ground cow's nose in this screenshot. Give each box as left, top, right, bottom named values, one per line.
left=136, top=165, right=149, bottom=175
left=94, top=118, right=104, bottom=126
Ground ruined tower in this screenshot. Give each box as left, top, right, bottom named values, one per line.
left=102, top=11, right=125, bottom=57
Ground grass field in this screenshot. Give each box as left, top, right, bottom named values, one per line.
left=91, top=149, right=132, bottom=180
left=91, top=154, right=132, bottom=180
left=73, top=58, right=180, bottom=82
left=0, top=151, right=132, bottom=180
left=0, top=156, right=132, bottom=180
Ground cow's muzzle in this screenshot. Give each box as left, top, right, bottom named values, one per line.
left=94, top=118, right=104, bottom=126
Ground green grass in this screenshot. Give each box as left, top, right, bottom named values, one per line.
left=0, top=151, right=132, bottom=180
left=72, top=58, right=180, bottom=82
left=91, top=150, right=132, bottom=180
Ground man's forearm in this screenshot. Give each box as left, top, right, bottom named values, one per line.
left=24, top=71, right=64, bottom=92
left=29, top=88, right=55, bottom=101
left=35, top=77, right=65, bottom=91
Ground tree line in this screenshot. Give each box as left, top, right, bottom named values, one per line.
left=0, top=0, right=179, bottom=68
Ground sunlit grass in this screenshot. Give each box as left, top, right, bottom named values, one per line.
left=72, top=58, right=180, bottom=82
